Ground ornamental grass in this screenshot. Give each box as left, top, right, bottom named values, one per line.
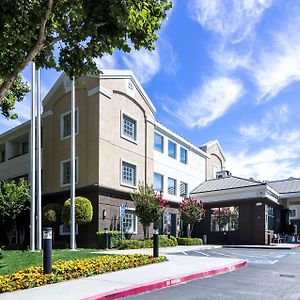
left=0, top=254, right=166, bottom=294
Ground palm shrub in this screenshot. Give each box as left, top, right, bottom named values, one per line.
left=130, top=183, right=167, bottom=239
left=179, top=197, right=205, bottom=238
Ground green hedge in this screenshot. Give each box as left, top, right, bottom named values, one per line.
left=96, top=231, right=122, bottom=249
left=177, top=237, right=203, bottom=246
left=118, top=235, right=177, bottom=250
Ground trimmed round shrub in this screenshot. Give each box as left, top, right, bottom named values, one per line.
left=42, top=203, right=63, bottom=226
left=62, top=196, right=93, bottom=225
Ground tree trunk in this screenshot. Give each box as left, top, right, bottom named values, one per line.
left=143, top=224, right=150, bottom=239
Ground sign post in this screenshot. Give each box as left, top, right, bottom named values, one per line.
left=119, top=204, right=126, bottom=240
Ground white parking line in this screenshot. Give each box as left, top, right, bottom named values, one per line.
left=225, top=252, right=274, bottom=259
left=211, top=252, right=235, bottom=258
left=193, top=250, right=210, bottom=256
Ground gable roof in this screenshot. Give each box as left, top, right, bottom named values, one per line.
left=191, top=176, right=264, bottom=194
left=200, top=140, right=226, bottom=161
left=42, top=70, right=156, bottom=114
left=268, top=178, right=300, bottom=194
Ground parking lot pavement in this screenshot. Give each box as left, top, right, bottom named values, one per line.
left=168, top=248, right=296, bottom=265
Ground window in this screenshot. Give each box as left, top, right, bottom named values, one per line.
left=168, top=140, right=176, bottom=159
left=122, top=114, right=137, bottom=141
left=168, top=177, right=176, bottom=195
left=154, top=173, right=164, bottom=192
left=154, top=133, right=164, bottom=153
left=0, top=151, right=5, bottom=163
left=290, top=209, right=296, bottom=218
left=59, top=224, right=78, bottom=235
left=22, top=141, right=29, bottom=154
left=61, top=109, right=79, bottom=139
left=180, top=147, right=187, bottom=164
left=61, top=158, right=78, bottom=186
left=122, top=209, right=137, bottom=234
left=268, top=206, right=275, bottom=230
left=180, top=182, right=188, bottom=197
left=211, top=207, right=239, bottom=232
left=121, top=161, right=136, bottom=187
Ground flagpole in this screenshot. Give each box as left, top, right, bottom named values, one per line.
left=30, top=62, right=36, bottom=251
left=70, top=77, right=76, bottom=250
left=36, top=68, right=42, bottom=250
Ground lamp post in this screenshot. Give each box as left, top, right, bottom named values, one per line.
left=153, top=222, right=159, bottom=257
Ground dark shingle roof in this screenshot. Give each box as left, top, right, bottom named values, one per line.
left=268, top=178, right=300, bottom=194
left=191, top=176, right=264, bottom=194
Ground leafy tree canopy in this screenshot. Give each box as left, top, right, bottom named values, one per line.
left=0, top=0, right=172, bottom=116
left=130, top=183, right=167, bottom=238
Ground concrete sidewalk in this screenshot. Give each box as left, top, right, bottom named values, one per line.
left=0, top=246, right=246, bottom=300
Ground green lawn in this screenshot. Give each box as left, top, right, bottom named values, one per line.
left=0, top=249, right=105, bottom=275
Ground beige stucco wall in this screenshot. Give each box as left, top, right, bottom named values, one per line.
left=206, top=144, right=225, bottom=180
left=98, top=78, right=155, bottom=192
left=43, top=76, right=100, bottom=194
left=42, top=75, right=155, bottom=195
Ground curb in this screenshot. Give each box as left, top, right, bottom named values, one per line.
left=82, top=260, right=247, bottom=300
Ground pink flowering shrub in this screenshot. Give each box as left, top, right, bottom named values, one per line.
left=131, top=184, right=167, bottom=239
left=179, top=197, right=205, bottom=237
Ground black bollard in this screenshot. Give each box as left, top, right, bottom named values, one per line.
left=153, top=228, right=159, bottom=258
left=104, top=228, right=109, bottom=250
left=43, top=227, right=52, bottom=274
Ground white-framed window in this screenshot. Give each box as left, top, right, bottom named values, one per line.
left=60, top=158, right=78, bottom=187
left=122, top=208, right=138, bottom=234
left=121, top=161, right=137, bottom=187
left=60, top=108, right=79, bottom=140
left=59, top=224, right=78, bottom=235
left=180, top=147, right=188, bottom=164
left=121, top=113, right=137, bottom=142
left=168, top=140, right=176, bottom=159
left=154, top=133, right=164, bottom=153
left=168, top=177, right=176, bottom=195
left=290, top=209, right=297, bottom=218
left=154, top=173, right=164, bottom=192
left=180, top=182, right=188, bottom=197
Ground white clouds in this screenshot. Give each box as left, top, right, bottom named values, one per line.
left=249, top=19, right=300, bottom=102
left=189, top=0, right=272, bottom=43
left=171, top=77, right=243, bottom=127
left=227, top=103, right=300, bottom=180
left=122, top=48, right=161, bottom=84
left=94, top=54, right=117, bottom=70
left=226, top=144, right=300, bottom=181
left=238, top=104, right=289, bottom=141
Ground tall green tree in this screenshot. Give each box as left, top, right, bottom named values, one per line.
left=130, top=183, right=167, bottom=239
left=0, top=179, right=30, bottom=245
left=0, top=0, right=172, bottom=115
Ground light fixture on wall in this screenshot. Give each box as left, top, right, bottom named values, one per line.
left=102, top=209, right=107, bottom=219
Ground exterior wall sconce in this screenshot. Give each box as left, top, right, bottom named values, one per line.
left=102, top=209, right=107, bottom=219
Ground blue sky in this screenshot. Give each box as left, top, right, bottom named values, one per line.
left=1, top=0, right=300, bottom=181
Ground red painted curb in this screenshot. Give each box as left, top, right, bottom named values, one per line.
left=83, top=260, right=247, bottom=300
left=292, top=244, right=300, bottom=249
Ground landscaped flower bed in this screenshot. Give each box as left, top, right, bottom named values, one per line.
left=0, top=254, right=166, bottom=293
